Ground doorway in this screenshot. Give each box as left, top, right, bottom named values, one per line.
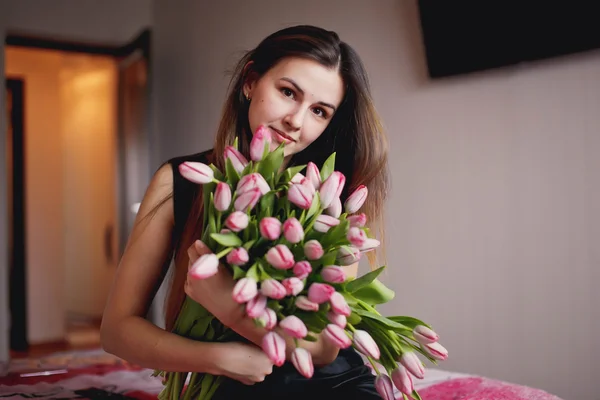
left=4, top=30, right=152, bottom=355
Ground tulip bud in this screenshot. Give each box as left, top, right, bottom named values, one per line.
left=232, top=277, right=257, bottom=303
left=375, top=374, right=396, bottom=400
left=329, top=291, right=351, bottom=316
left=347, top=213, right=367, bottom=228
left=359, top=238, right=380, bottom=253
left=283, top=218, right=304, bottom=243
left=220, top=228, right=232, bottom=234
left=327, top=311, right=346, bottom=328
left=226, top=247, right=249, bottom=266
left=344, top=185, right=368, bottom=214
left=325, top=197, right=342, bottom=218
left=304, top=240, right=324, bottom=260
left=413, top=325, right=439, bottom=345
left=188, top=254, right=219, bottom=279
left=261, top=331, right=286, bottom=367
left=282, top=277, right=304, bottom=296
left=288, top=183, right=313, bottom=210
left=224, top=145, right=248, bottom=173
left=321, top=266, right=346, bottom=284
left=292, top=261, right=312, bottom=280
left=250, top=125, right=272, bottom=162
left=300, top=177, right=316, bottom=196
left=178, top=162, right=214, bottom=184
left=307, top=283, right=335, bottom=304
left=353, top=330, right=380, bottom=359
left=259, top=217, right=282, bottom=240
left=234, top=187, right=261, bottom=211
left=295, top=296, right=319, bottom=311
left=279, top=315, right=307, bottom=339
left=214, top=182, right=232, bottom=212
left=306, top=162, right=322, bottom=190
left=347, top=227, right=367, bottom=247
left=225, top=211, right=249, bottom=232
left=237, top=173, right=270, bottom=195
left=336, top=246, right=360, bottom=265
left=291, top=347, right=314, bottom=379
left=260, top=279, right=287, bottom=299
left=265, top=244, right=295, bottom=270
left=257, top=308, right=277, bottom=330
left=423, top=342, right=448, bottom=361
left=319, top=171, right=345, bottom=209
left=399, top=352, right=425, bottom=379
left=323, top=324, right=351, bottom=349
left=291, top=173, right=304, bottom=184
left=391, top=365, right=414, bottom=396
left=313, top=214, right=340, bottom=233
left=246, top=294, right=267, bottom=318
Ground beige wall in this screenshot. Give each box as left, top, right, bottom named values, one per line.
left=151, top=1, right=600, bottom=399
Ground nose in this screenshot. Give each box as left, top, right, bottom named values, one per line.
left=283, top=105, right=307, bottom=132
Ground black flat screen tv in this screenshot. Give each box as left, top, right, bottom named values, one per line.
left=417, top=0, right=600, bottom=78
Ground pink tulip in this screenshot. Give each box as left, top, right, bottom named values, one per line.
left=347, top=227, right=367, bottom=247
left=265, top=244, right=295, bottom=269
left=353, top=330, right=380, bottom=359
left=295, top=296, right=320, bottom=311
left=237, top=173, right=270, bottom=195
left=306, top=162, right=322, bottom=190
left=225, top=211, right=249, bottom=232
left=344, top=185, right=368, bottom=214
left=214, top=182, right=232, bottom=212
left=188, top=254, right=219, bottom=279
left=178, top=162, right=214, bottom=184
left=347, top=213, right=367, bottom=228
left=260, top=279, right=287, bottom=299
left=359, top=238, right=380, bottom=253
left=325, top=197, right=342, bottom=218
left=283, top=218, right=304, bottom=243
left=220, top=228, right=232, bottom=234
left=246, top=294, right=267, bottom=318
left=323, top=324, right=351, bottom=349
left=304, top=240, right=324, bottom=260
left=313, top=214, right=340, bottom=233
left=375, top=374, right=396, bottom=400
left=250, top=125, right=272, bottom=162
left=423, top=342, right=448, bottom=361
left=399, top=352, right=425, bottom=379
left=291, top=173, right=304, bottom=184
left=288, top=183, right=314, bottom=210
left=226, top=247, right=249, bottom=266
left=327, top=311, right=347, bottom=328
left=391, top=365, right=414, bottom=396
left=291, top=348, right=314, bottom=378
left=259, top=217, right=282, bottom=240
left=307, top=283, right=335, bottom=304
left=319, top=171, right=345, bottom=209
left=337, top=246, right=361, bottom=265
left=321, top=266, right=346, bottom=284
left=413, top=325, right=439, bottom=345
left=300, top=178, right=316, bottom=196
left=279, top=315, right=307, bottom=339
left=329, top=292, right=351, bottom=316
left=292, top=261, right=312, bottom=279
left=232, top=277, right=257, bottom=303
left=257, top=308, right=277, bottom=330
left=224, top=145, right=248, bottom=173
left=282, top=277, right=304, bottom=296
left=234, top=187, right=261, bottom=211
left=261, top=331, right=286, bottom=367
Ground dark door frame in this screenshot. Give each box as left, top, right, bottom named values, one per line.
left=4, top=28, right=151, bottom=352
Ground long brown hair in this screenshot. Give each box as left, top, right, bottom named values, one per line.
left=164, top=25, right=390, bottom=331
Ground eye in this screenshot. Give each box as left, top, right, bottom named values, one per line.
left=312, top=107, right=328, bottom=119
left=281, top=87, right=295, bottom=99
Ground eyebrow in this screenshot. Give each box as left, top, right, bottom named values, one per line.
left=281, top=77, right=337, bottom=112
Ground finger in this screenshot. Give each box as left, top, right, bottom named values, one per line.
left=194, top=239, right=211, bottom=256
left=187, top=244, right=200, bottom=266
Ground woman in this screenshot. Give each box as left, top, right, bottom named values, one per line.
left=101, top=24, right=390, bottom=399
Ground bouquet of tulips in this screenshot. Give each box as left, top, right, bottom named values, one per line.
left=155, top=126, right=448, bottom=400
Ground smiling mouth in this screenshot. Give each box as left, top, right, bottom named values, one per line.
left=270, top=127, right=296, bottom=143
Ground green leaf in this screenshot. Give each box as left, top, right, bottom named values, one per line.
left=345, top=266, right=386, bottom=293
left=210, top=233, right=242, bottom=247
left=387, top=316, right=432, bottom=330
left=258, top=144, right=284, bottom=180
left=320, top=218, right=348, bottom=249
left=320, top=152, right=336, bottom=181
left=232, top=265, right=246, bottom=280
left=233, top=136, right=239, bottom=150
left=303, top=333, right=319, bottom=342
left=305, top=192, right=321, bottom=221
left=352, top=279, right=395, bottom=305
left=347, top=311, right=362, bottom=325
left=411, top=390, right=423, bottom=400
left=259, top=192, right=276, bottom=217
left=225, top=158, right=240, bottom=187
left=209, top=164, right=225, bottom=181
left=243, top=239, right=256, bottom=251
left=354, top=309, right=409, bottom=330
left=297, top=311, right=328, bottom=332
left=188, top=316, right=214, bottom=340
left=280, top=164, right=307, bottom=184
left=246, top=263, right=260, bottom=282
left=320, top=250, right=337, bottom=267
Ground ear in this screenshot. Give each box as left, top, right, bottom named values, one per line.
left=242, top=61, right=258, bottom=98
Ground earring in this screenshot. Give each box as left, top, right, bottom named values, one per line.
left=246, top=93, right=251, bottom=101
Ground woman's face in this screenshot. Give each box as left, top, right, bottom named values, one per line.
left=244, top=57, right=345, bottom=160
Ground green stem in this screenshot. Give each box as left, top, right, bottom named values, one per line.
left=366, top=355, right=381, bottom=376
left=216, top=247, right=233, bottom=259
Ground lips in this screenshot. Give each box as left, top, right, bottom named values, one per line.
left=270, top=127, right=296, bottom=144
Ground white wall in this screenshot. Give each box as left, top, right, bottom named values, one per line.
left=0, top=0, right=152, bottom=364
left=151, top=1, right=600, bottom=399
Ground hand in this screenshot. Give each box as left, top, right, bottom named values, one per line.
left=214, top=342, right=274, bottom=385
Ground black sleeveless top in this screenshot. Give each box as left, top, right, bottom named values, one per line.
left=166, top=150, right=372, bottom=396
